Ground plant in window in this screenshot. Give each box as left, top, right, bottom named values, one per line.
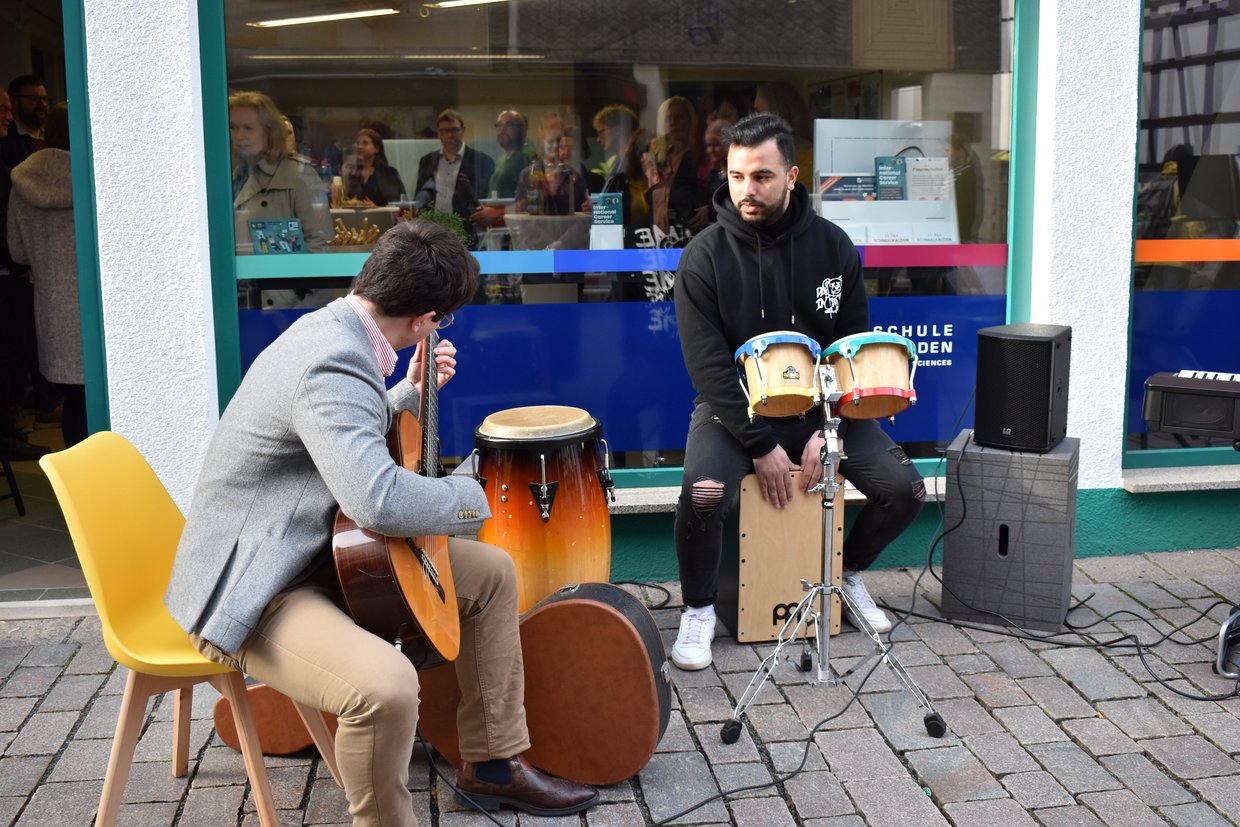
left=415, top=208, right=473, bottom=247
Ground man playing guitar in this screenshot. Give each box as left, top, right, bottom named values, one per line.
left=164, top=220, right=597, bottom=825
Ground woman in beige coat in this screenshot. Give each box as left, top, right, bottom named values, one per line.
left=7, top=102, right=85, bottom=446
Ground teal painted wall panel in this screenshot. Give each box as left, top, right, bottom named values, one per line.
left=609, top=514, right=677, bottom=583
left=1073, top=488, right=1240, bottom=557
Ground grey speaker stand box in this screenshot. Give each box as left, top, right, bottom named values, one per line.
left=942, top=430, right=1080, bottom=633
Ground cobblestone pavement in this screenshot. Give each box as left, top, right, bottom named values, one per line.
left=1, top=549, right=1239, bottom=826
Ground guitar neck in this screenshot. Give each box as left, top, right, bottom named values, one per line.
left=421, top=331, right=441, bottom=478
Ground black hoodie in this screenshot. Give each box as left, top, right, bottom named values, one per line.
left=674, top=182, right=868, bottom=459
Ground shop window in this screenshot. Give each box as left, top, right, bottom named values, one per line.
left=1130, top=0, right=1240, bottom=458
left=218, top=0, right=1012, bottom=466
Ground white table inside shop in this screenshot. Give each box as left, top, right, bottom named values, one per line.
left=503, top=212, right=591, bottom=252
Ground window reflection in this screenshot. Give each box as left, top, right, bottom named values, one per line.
left=1129, top=1, right=1240, bottom=452
left=225, top=0, right=1012, bottom=464
left=224, top=1, right=1008, bottom=278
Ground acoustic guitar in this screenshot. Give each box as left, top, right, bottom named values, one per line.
left=331, top=332, right=460, bottom=666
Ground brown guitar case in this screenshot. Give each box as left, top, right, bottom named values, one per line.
left=212, top=682, right=339, bottom=756
left=214, top=583, right=670, bottom=783
left=418, top=581, right=671, bottom=786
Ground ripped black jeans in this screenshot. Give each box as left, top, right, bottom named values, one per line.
left=674, top=402, right=926, bottom=609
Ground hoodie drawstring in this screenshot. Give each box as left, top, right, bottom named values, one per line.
left=755, top=227, right=797, bottom=326
left=789, top=243, right=796, bottom=326
left=756, top=232, right=765, bottom=320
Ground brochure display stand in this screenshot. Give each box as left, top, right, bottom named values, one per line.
left=814, top=119, right=960, bottom=246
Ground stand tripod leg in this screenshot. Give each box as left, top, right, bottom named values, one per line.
left=722, top=374, right=946, bottom=744
left=721, top=587, right=821, bottom=744
left=832, top=586, right=947, bottom=738
left=1214, top=608, right=1240, bottom=680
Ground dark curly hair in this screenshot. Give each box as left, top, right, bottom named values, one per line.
left=352, top=220, right=478, bottom=318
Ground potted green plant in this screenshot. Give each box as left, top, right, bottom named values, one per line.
left=413, top=208, right=473, bottom=247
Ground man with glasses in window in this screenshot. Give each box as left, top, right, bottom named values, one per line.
left=166, top=220, right=599, bottom=825
left=3, top=75, right=49, bottom=165
left=470, top=109, right=538, bottom=228
left=413, top=109, right=495, bottom=244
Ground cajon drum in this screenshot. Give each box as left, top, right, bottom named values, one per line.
left=718, top=471, right=844, bottom=642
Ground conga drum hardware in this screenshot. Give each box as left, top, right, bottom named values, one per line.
left=598, top=438, right=616, bottom=503
left=533, top=454, right=557, bottom=522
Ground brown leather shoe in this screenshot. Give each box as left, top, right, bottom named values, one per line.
left=456, top=754, right=599, bottom=816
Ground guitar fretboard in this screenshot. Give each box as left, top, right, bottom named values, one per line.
left=422, top=331, right=441, bottom=477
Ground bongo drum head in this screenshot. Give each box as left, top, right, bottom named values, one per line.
left=734, top=330, right=823, bottom=364
left=823, top=331, right=916, bottom=361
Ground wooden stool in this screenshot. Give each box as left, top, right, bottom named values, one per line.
left=718, top=471, right=844, bottom=642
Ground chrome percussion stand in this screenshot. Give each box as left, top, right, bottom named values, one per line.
left=720, top=364, right=947, bottom=744
left=1215, top=609, right=1240, bottom=681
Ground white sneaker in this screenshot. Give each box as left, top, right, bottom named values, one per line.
left=839, top=570, right=892, bottom=634
left=671, top=606, right=716, bottom=670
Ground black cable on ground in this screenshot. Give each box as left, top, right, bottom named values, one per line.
left=416, top=731, right=506, bottom=827
left=883, top=406, right=1240, bottom=702
left=613, top=580, right=673, bottom=610
left=650, top=653, right=888, bottom=826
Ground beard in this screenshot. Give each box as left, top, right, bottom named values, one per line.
left=735, top=192, right=790, bottom=226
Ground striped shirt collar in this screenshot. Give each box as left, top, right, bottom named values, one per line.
left=344, top=294, right=398, bottom=377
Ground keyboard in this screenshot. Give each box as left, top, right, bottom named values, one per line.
left=1176, top=370, right=1239, bottom=383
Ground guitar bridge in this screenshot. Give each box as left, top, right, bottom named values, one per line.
left=405, top=537, right=447, bottom=602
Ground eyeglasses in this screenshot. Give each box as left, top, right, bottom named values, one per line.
left=431, top=312, right=454, bottom=330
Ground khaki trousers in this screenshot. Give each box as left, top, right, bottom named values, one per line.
left=196, top=538, right=529, bottom=827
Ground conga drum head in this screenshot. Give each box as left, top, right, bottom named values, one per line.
left=475, top=405, right=601, bottom=448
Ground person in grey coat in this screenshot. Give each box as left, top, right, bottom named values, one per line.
left=164, top=221, right=597, bottom=825
left=7, top=102, right=85, bottom=446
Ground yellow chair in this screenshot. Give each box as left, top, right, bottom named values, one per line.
left=39, top=432, right=339, bottom=827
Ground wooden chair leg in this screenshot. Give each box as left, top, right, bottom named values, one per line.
left=173, top=685, right=193, bottom=777
left=0, top=458, right=24, bottom=517
left=95, top=671, right=155, bottom=827
left=211, top=671, right=279, bottom=827
left=292, top=700, right=342, bottom=787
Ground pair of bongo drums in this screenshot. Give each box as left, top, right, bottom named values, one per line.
left=726, top=329, right=920, bottom=642
left=472, top=405, right=614, bottom=611
left=734, top=329, right=919, bottom=421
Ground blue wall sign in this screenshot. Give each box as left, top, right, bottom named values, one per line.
left=239, top=295, right=1004, bottom=456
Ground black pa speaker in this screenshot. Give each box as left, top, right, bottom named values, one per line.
left=974, top=323, right=1071, bottom=453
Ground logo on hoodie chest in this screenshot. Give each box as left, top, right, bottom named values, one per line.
left=816, top=275, right=843, bottom=317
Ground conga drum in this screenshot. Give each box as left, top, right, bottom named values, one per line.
left=474, top=406, right=614, bottom=612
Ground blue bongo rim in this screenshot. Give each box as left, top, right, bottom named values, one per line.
left=733, top=331, right=822, bottom=364
left=823, top=331, right=917, bottom=360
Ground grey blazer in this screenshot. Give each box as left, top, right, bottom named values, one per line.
left=165, top=298, right=490, bottom=654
